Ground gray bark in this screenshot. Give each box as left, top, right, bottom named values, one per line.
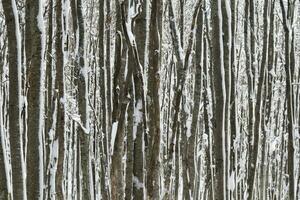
left=211, top=0, right=225, bottom=199
left=25, top=0, right=44, bottom=198
left=2, top=0, right=26, bottom=199
left=54, top=0, right=65, bottom=199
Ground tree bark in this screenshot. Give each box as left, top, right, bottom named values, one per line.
left=25, top=0, right=44, bottom=198
left=45, top=0, right=54, bottom=197
left=185, top=5, right=203, bottom=198
left=279, top=1, right=295, bottom=199
left=146, top=0, right=162, bottom=199
left=74, top=0, right=91, bottom=198
left=247, top=0, right=269, bottom=199
left=0, top=93, right=9, bottom=199
left=211, top=0, right=225, bottom=199
left=54, top=0, right=65, bottom=199
left=2, top=0, right=26, bottom=199
left=125, top=91, right=134, bottom=200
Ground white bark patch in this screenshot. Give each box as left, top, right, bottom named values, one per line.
left=133, top=176, right=143, bottom=190
left=111, top=122, right=119, bottom=155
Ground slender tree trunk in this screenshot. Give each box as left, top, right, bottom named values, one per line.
left=54, top=0, right=65, bottom=199
left=45, top=0, right=54, bottom=197
left=202, top=34, right=212, bottom=200
left=131, top=1, right=147, bottom=199
left=211, top=0, right=225, bottom=199
left=74, top=0, right=91, bottom=198
left=146, top=0, right=162, bottom=199
left=106, top=0, right=112, bottom=144
left=25, top=0, right=45, bottom=198
left=185, top=5, right=203, bottom=199
left=221, top=1, right=231, bottom=197
left=2, top=0, right=26, bottom=199
left=0, top=92, right=8, bottom=199
left=279, top=1, right=295, bottom=198
left=125, top=89, right=134, bottom=200
left=229, top=1, right=237, bottom=198
left=244, top=1, right=254, bottom=186
left=98, top=1, right=110, bottom=199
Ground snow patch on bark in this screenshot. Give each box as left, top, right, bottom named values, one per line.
left=111, top=122, right=119, bottom=155
left=133, top=176, right=143, bottom=189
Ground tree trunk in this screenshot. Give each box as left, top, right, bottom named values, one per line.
left=229, top=1, right=237, bottom=198
left=0, top=92, right=9, bottom=199
left=98, top=1, right=110, bottom=198
left=74, top=0, right=91, bottom=198
left=2, top=0, right=26, bottom=199
left=279, top=1, right=295, bottom=199
left=106, top=0, right=112, bottom=145
left=54, top=0, right=65, bottom=199
left=25, top=0, right=44, bottom=198
left=221, top=1, right=231, bottom=197
left=247, top=0, right=269, bottom=199
left=211, top=0, right=225, bottom=199
left=146, top=0, right=162, bottom=198
left=185, top=5, right=203, bottom=198
left=132, top=1, right=147, bottom=199
left=125, top=91, right=134, bottom=200
left=45, top=0, right=54, bottom=197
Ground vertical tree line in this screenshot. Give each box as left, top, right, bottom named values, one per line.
left=0, top=0, right=300, bottom=199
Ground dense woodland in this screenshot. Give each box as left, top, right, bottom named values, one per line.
left=0, top=0, right=300, bottom=199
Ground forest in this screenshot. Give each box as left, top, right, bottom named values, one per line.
left=0, top=0, right=300, bottom=199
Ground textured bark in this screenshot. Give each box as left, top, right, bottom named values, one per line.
left=221, top=1, right=231, bottom=197
left=132, top=1, right=147, bottom=199
left=244, top=0, right=251, bottom=195
left=211, top=0, right=225, bottom=199
left=247, top=0, right=268, bottom=199
left=45, top=0, right=54, bottom=196
left=125, top=86, right=134, bottom=200
left=164, top=1, right=201, bottom=197
left=2, top=0, right=26, bottom=199
left=0, top=98, right=8, bottom=199
left=74, top=0, right=91, bottom=198
left=229, top=0, right=236, bottom=190
left=202, top=35, right=212, bottom=200
left=106, top=0, right=112, bottom=144
left=260, top=2, right=275, bottom=198
left=249, top=0, right=255, bottom=87
left=279, top=1, right=295, bottom=199
left=98, top=1, right=110, bottom=199
left=25, top=0, right=44, bottom=198
left=185, top=5, right=203, bottom=199
left=112, top=1, right=123, bottom=124
left=111, top=2, right=141, bottom=199
left=146, top=0, right=162, bottom=198
left=54, top=0, right=65, bottom=199
left=244, top=1, right=254, bottom=179
left=135, top=0, right=147, bottom=68
left=0, top=48, right=8, bottom=197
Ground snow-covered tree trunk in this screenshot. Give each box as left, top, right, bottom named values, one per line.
left=133, top=0, right=147, bottom=199
left=185, top=4, right=203, bottom=198
left=74, top=0, right=91, bottom=198
left=2, top=0, right=26, bottom=199
left=211, top=0, right=225, bottom=199
left=279, top=1, right=296, bottom=199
